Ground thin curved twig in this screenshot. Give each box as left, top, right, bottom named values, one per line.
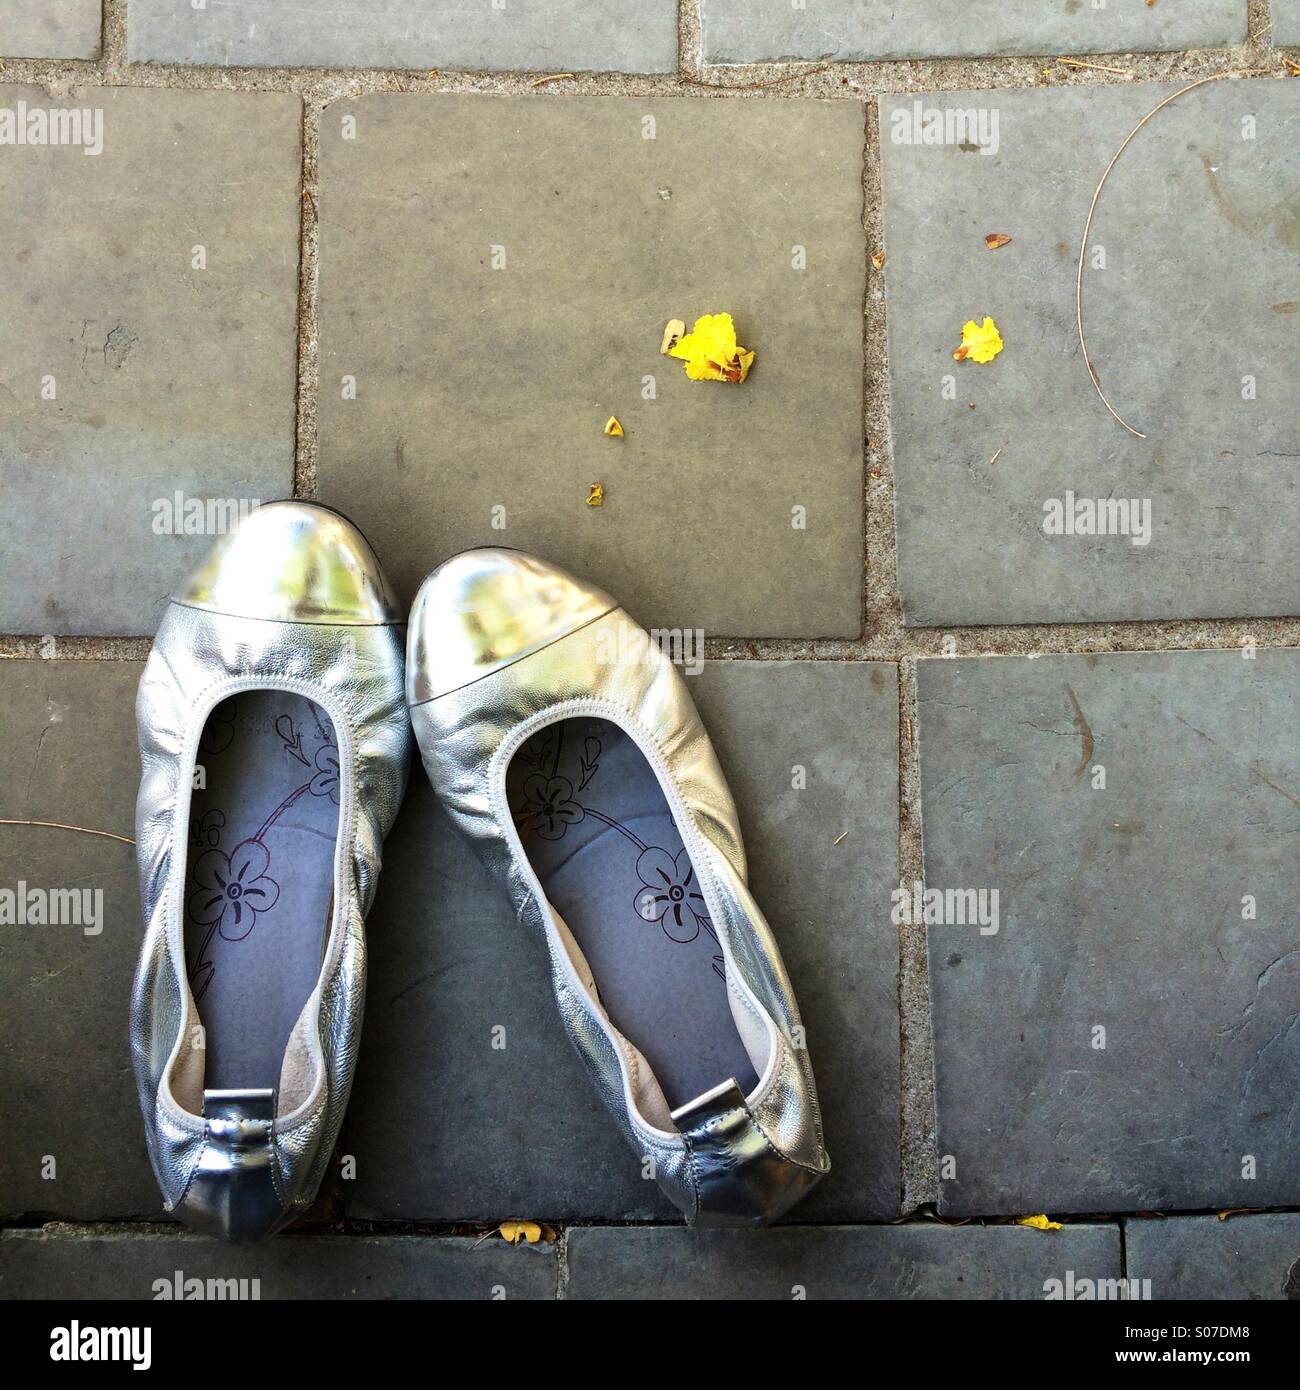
left=1076, top=69, right=1266, bottom=440
left=0, top=818, right=135, bottom=846
left=681, top=63, right=830, bottom=92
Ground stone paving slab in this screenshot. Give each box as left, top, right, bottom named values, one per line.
left=0, top=659, right=158, bottom=1220
left=918, top=649, right=1300, bottom=1217
left=128, top=0, right=678, bottom=73
left=1274, top=1, right=1300, bottom=47
left=704, top=1, right=1246, bottom=64
left=688, top=660, right=901, bottom=1219
left=0, top=87, right=301, bottom=637
left=343, top=660, right=899, bottom=1223
left=0, top=1230, right=556, bottom=1300
left=880, top=79, right=1299, bottom=626
left=565, top=1222, right=1122, bottom=1299
left=0, top=1, right=101, bottom=59
left=317, top=95, right=865, bottom=639
left=1125, top=1214, right=1300, bottom=1301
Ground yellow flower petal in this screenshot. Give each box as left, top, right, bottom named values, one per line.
left=585, top=483, right=604, bottom=507
left=668, top=311, right=735, bottom=363
left=1017, top=1214, right=1063, bottom=1231
left=499, top=1220, right=543, bottom=1245
left=953, top=315, right=1004, bottom=364
left=683, top=355, right=726, bottom=381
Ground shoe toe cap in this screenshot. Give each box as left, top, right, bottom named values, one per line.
left=175, top=501, right=401, bottom=625
left=407, top=548, right=616, bottom=703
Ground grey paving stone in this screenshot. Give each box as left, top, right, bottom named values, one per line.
left=1125, top=1214, right=1300, bottom=1301
left=880, top=79, right=1299, bottom=626
left=703, top=1, right=1246, bottom=64
left=918, top=649, right=1300, bottom=1217
left=0, top=1229, right=556, bottom=1300
left=0, top=87, right=301, bottom=637
left=128, top=0, right=678, bottom=73
left=565, top=1222, right=1122, bottom=1300
left=316, top=95, right=865, bottom=638
left=694, top=661, right=900, bottom=1220
left=0, top=659, right=158, bottom=1220
left=1273, top=1, right=1300, bottom=47
left=343, top=660, right=899, bottom=1222
left=0, top=0, right=101, bottom=59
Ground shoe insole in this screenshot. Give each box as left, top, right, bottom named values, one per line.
left=507, top=718, right=759, bottom=1111
left=184, top=692, right=340, bottom=1092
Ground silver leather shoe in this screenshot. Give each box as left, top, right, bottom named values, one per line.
left=130, top=501, right=411, bottom=1240
left=406, top=548, right=829, bottom=1225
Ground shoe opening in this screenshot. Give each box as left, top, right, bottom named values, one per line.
left=182, top=691, right=340, bottom=1111
left=507, top=716, right=762, bottom=1115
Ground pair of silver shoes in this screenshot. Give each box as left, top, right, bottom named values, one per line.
left=131, top=502, right=829, bottom=1240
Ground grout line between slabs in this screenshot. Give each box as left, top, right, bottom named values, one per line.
left=554, top=1227, right=571, bottom=1300
left=679, top=0, right=703, bottom=80
left=897, top=656, right=936, bottom=1210
left=294, top=99, right=322, bottom=500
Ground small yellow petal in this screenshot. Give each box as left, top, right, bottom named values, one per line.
left=953, top=315, right=1004, bottom=364
left=659, top=319, right=686, bottom=355
left=585, top=483, right=604, bottom=507
left=603, top=415, right=624, bottom=437
left=1017, top=1214, right=1063, bottom=1232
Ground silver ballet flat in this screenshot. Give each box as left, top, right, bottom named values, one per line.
left=406, top=548, right=829, bottom=1225
left=130, top=501, right=411, bottom=1241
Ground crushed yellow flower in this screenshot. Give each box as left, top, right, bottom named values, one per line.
left=498, top=1220, right=543, bottom=1245
left=585, top=483, right=604, bottom=507
left=603, top=415, right=624, bottom=437
left=953, top=316, right=1004, bottom=364
left=1017, top=1214, right=1063, bottom=1232
left=667, top=312, right=755, bottom=383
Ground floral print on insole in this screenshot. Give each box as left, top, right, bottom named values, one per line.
left=507, top=718, right=759, bottom=1110
left=184, top=692, right=341, bottom=1091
